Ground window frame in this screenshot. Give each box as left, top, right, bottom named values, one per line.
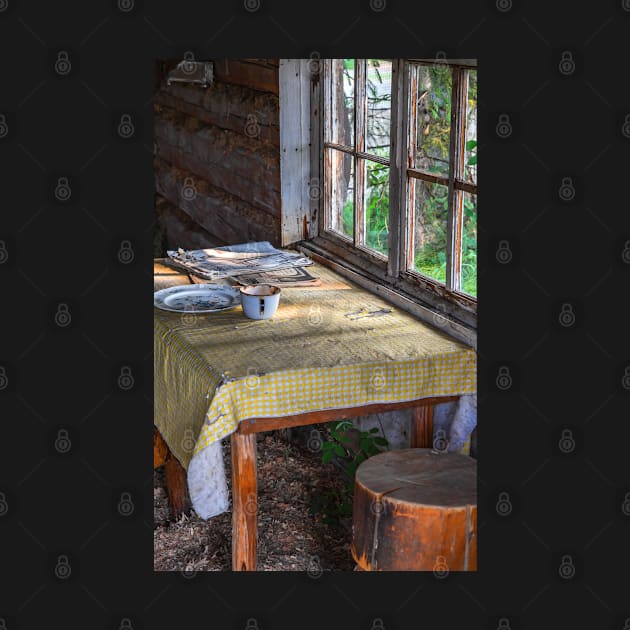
left=310, top=58, right=477, bottom=338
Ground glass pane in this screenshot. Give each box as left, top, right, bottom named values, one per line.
left=411, top=179, right=449, bottom=284
left=365, top=161, right=389, bottom=255
left=414, top=64, right=452, bottom=176
left=461, top=191, right=477, bottom=297
left=328, top=148, right=354, bottom=239
left=330, top=59, right=354, bottom=147
left=366, top=59, right=392, bottom=158
left=464, top=69, right=477, bottom=185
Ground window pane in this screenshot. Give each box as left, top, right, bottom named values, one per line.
left=365, top=161, right=389, bottom=255
left=328, top=148, right=354, bottom=239
left=414, top=65, right=452, bottom=176
left=330, top=59, right=354, bottom=147
left=366, top=59, right=391, bottom=158
left=461, top=191, right=477, bottom=297
left=464, top=69, right=477, bottom=185
left=411, top=179, right=449, bottom=284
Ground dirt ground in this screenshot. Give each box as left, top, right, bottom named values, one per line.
left=153, top=431, right=356, bottom=571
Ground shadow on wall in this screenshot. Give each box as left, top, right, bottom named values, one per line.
left=153, top=194, right=223, bottom=257
left=153, top=58, right=282, bottom=254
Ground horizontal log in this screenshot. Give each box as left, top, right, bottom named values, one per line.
left=155, top=142, right=280, bottom=217
left=154, top=155, right=280, bottom=221
left=155, top=193, right=224, bottom=250
left=155, top=88, right=280, bottom=147
left=155, top=119, right=280, bottom=212
left=159, top=80, right=279, bottom=118
left=155, top=110, right=278, bottom=168
left=155, top=159, right=281, bottom=246
left=213, top=59, right=279, bottom=94
left=241, top=58, right=280, bottom=67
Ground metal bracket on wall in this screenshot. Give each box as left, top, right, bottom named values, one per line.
left=166, top=60, right=214, bottom=88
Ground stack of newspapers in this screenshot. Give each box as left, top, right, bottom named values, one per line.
left=166, top=241, right=320, bottom=286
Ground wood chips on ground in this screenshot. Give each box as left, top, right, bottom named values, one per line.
left=154, top=432, right=356, bottom=571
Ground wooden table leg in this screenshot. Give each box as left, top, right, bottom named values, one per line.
left=231, top=432, right=257, bottom=571
left=154, top=427, right=169, bottom=468
left=154, top=427, right=190, bottom=519
left=165, top=454, right=190, bottom=519
left=410, top=403, right=434, bottom=448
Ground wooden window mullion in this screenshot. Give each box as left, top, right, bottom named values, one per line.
left=322, top=59, right=332, bottom=233
left=445, top=67, right=466, bottom=291
left=387, top=59, right=404, bottom=278
left=403, top=62, right=417, bottom=272
left=354, top=59, right=367, bottom=248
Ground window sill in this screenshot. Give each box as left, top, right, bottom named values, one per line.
left=296, top=238, right=477, bottom=349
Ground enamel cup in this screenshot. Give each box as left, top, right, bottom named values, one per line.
left=239, top=284, right=281, bottom=320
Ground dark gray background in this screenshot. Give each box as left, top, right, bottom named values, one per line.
left=1, top=0, right=629, bottom=628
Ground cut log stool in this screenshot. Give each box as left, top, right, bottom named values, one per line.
left=351, top=448, right=477, bottom=571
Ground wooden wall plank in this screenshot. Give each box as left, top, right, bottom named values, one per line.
left=154, top=142, right=280, bottom=217
left=155, top=85, right=280, bottom=146
left=155, top=160, right=281, bottom=246
left=154, top=194, right=224, bottom=251
left=214, top=59, right=279, bottom=95
left=241, top=58, right=280, bottom=67
left=154, top=58, right=281, bottom=247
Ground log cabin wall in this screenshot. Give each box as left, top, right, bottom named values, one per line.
left=153, top=58, right=281, bottom=252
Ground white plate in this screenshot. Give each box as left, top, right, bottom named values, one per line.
left=154, top=284, right=241, bottom=313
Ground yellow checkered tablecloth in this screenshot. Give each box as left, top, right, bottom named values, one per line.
left=154, top=261, right=476, bottom=468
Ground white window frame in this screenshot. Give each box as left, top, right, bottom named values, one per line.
left=279, top=58, right=477, bottom=347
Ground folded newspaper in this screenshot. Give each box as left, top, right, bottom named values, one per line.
left=166, top=241, right=314, bottom=281
left=232, top=266, right=321, bottom=287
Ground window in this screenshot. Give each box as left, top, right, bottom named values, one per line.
left=313, top=59, right=477, bottom=334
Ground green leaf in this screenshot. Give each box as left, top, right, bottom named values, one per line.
left=369, top=427, right=380, bottom=433
left=336, top=420, right=353, bottom=431
left=360, top=438, right=373, bottom=452
left=374, top=437, right=388, bottom=446
left=322, top=450, right=333, bottom=464
left=467, top=155, right=477, bottom=166
left=465, top=140, right=477, bottom=151
left=333, top=443, right=346, bottom=457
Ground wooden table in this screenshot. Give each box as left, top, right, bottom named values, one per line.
left=153, top=259, right=473, bottom=571
left=229, top=395, right=458, bottom=571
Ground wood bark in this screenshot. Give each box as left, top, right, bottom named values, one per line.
left=351, top=448, right=477, bottom=571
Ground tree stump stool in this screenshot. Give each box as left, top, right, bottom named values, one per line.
left=351, top=448, right=477, bottom=571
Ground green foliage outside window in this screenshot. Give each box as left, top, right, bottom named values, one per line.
left=338, top=61, right=477, bottom=297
